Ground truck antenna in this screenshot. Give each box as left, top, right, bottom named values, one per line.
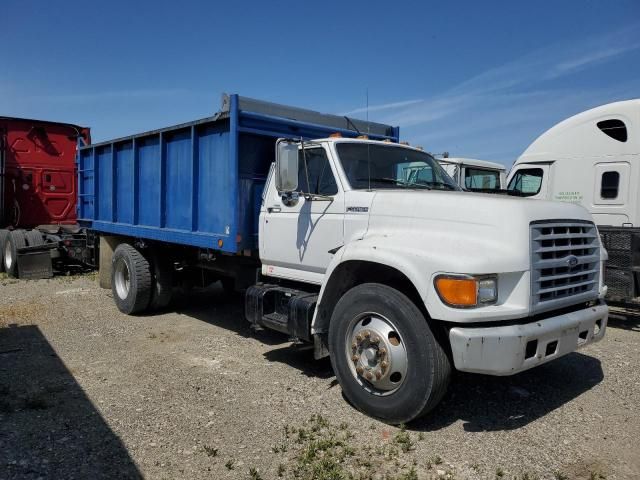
left=367, top=88, right=371, bottom=191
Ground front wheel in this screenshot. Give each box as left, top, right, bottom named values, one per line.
left=328, top=283, right=451, bottom=424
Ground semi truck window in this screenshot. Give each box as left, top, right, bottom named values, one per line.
left=464, top=168, right=500, bottom=190
left=601, top=171, right=620, bottom=199
left=597, top=119, right=627, bottom=142
left=507, top=168, right=543, bottom=196
left=299, top=148, right=338, bottom=195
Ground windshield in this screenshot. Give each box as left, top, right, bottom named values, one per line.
left=507, top=168, right=543, bottom=196
left=336, top=143, right=460, bottom=191
left=465, top=167, right=501, bottom=190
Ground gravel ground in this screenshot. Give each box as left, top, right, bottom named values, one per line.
left=0, top=274, right=638, bottom=480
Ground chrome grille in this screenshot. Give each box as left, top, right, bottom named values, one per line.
left=531, top=221, right=600, bottom=313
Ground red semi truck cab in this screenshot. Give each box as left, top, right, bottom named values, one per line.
left=1, top=117, right=93, bottom=279
left=0, top=117, right=90, bottom=228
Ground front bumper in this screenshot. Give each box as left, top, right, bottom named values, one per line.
left=448, top=302, right=608, bottom=375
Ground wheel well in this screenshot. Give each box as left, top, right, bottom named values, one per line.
left=314, top=260, right=429, bottom=335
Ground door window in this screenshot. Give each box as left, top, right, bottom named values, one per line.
left=298, top=147, right=338, bottom=195
left=507, top=168, right=543, bottom=196
left=464, top=168, right=500, bottom=190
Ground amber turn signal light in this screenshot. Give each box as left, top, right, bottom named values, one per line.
left=434, top=276, right=478, bottom=307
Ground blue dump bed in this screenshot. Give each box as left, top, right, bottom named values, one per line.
left=78, top=94, right=399, bottom=254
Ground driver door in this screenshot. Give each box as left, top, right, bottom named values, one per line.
left=260, top=145, right=345, bottom=284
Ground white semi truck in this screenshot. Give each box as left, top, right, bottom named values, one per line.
left=82, top=96, right=608, bottom=423
left=508, top=99, right=639, bottom=305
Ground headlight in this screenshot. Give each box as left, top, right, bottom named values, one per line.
left=434, top=274, right=498, bottom=308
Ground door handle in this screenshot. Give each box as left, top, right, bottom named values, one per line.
left=268, top=206, right=281, bottom=213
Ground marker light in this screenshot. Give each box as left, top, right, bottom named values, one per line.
left=434, top=275, right=497, bottom=308
left=330, top=132, right=342, bottom=138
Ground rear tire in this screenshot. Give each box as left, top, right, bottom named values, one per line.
left=111, top=243, right=152, bottom=315
left=149, top=252, right=173, bottom=311
left=0, top=230, right=10, bottom=273
left=25, top=230, right=45, bottom=247
left=328, top=283, right=451, bottom=424
left=3, top=230, right=27, bottom=278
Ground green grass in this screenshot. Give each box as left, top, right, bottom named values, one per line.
left=270, top=414, right=441, bottom=480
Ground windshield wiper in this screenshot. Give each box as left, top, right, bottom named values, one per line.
left=357, top=177, right=432, bottom=189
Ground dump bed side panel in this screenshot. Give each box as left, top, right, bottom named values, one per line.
left=78, top=120, right=237, bottom=252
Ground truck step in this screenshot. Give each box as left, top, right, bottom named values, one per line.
left=245, top=284, right=317, bottom=341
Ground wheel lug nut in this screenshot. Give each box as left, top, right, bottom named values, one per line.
left=375, top=371, right=382, bottom=380
left=371, top=336, right=379, bottom=343
left=379, top=347, right=387, bottom=356
left=381, top=361, right=389, bottom=370
left=364, top=330, right=371, bottom=338
left=351, top=355, right=359, bottom=363
left=365, top=371, right=373, bottom=380
left=356, top=334, right=363, bottom=342
left=356, top=366, right=364, bottom=375
left=351, top=342, right=357, bottom=350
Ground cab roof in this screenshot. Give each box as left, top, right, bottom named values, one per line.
left=518, top=99, right=640, bottom=163
left=437, top=157, right=506, bottom=171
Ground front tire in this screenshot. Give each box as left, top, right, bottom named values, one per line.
left=111, top=244, right=152, bottom=315
left=328, top=283, right=451, bottom=424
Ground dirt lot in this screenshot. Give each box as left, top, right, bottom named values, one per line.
left=0, top=274, right=638, bottom=480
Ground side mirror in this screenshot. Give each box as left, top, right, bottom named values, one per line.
left=275, top=140, right=299, bottom=192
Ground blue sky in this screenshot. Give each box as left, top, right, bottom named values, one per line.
left=1, top=1, right=639, bottom=167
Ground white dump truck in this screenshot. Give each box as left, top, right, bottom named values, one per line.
left=83, top=95, right=608, bottom=423
left=508, top=99, right=639, bottom=305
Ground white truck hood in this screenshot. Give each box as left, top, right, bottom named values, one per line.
left=363, top=190, right=595, bottom=274
left=369, top=190, right=592, bottom=227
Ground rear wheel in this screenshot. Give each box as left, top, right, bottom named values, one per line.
left=328, top=283, right=451, bottom=424
left=149, top=252, right=173, bottom=311
left=3, top=230, right=27, bottom=278
left=111, top=244, right=152, bottom=315
left=0, top=230, right=10, bottom=273
left=25, top=230, right=45, bottom=247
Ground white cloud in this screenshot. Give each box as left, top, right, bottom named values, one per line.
left=344, top=22, right=640, bottom=163
left=342, top=98, right=423, bottom=116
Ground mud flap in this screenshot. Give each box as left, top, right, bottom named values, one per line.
left=17, top=244, right=55, bottom=279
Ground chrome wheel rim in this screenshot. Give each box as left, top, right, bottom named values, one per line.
left=114, top=259, right=131, bottom=300
left=344, top=312, right=408, bottom=396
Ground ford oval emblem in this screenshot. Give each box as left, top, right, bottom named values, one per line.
left=566, top=255, right=579, bottom=267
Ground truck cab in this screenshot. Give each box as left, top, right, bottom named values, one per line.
left=436, top=156, right=507, bottom=192
left=254, top=136, right=608, bottom=422
left=507, top=99, right=640, bottom=304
